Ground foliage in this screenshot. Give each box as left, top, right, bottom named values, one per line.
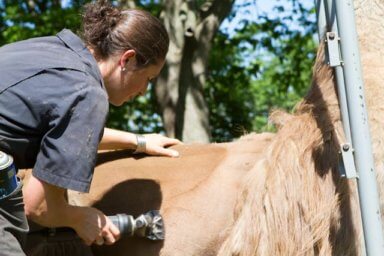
left=251, top=1, right=317, bottom=132
left=0, top=0, right=162, bottom=134
left=107, top=84, right=165, bottom=133
left=0, top=0, right=87, bottom=45
left=0, top=0, right=318, bottom=141
left=206, top=0, right=317, bottom=142
left=206, top=30, right=256, bottom=141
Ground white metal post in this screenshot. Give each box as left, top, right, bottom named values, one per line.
left=315, top=0, right=384, bottom=255
left=335, top=0, right=384, bottom=254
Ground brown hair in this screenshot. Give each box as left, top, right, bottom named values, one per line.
left=81, top=0, right=169, bottom=68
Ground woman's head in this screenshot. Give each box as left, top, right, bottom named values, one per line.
left=81, top=0, right=169, bottom=68
left=81, top=1, right=169, bottom=106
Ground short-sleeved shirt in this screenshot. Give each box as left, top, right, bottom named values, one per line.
left=0, top=29, right=109, bottom=193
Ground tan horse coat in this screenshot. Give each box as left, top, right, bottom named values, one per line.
left=217, top=44, right=361, bottom=256
left=22, top=133, right=274, bottom=256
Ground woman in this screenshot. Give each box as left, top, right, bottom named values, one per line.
left=0, top=1, right=180, bottom=254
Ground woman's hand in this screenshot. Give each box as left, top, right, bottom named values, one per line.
left=140, top=133, right=181, bottom=157
left=70, top=206, right=120, bottom=246
left=99, top=127, right=182, bottom=157
left=23, top=174, right=120, bottom=246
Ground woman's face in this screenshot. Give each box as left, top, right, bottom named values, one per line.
left=102, top=52, right=165, bottom=106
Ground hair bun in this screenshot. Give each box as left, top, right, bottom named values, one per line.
left=98, top=2, right=122, bottom=30
left=81, top=0, right=122, bottom=52
left=81, top=3, right=169, bottom=64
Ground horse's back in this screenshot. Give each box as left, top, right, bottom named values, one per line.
left=23, top=132, right=273, bottom=256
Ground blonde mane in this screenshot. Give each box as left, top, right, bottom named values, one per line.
left=217, top=44, right=362, bottom=255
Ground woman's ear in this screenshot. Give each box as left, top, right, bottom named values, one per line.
left=119, top=49, right=136, bottom=69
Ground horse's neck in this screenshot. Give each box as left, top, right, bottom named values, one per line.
left=354, top=0, right=384, bottom=156
left=354, top=0, right=384, bottom=56
left=354, top=0, right=384, bottom=210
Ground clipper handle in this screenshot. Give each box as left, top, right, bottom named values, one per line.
left=108, top=214, right=135, bottom=236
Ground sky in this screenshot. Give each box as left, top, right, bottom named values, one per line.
left=221, top=0, right=316, bottom=35
left=218, top=0, right=317, bottom=68
left=62, top=0, right=316, bottom=32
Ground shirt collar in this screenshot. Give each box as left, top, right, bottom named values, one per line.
left=56, top=29, right=104, bottom=89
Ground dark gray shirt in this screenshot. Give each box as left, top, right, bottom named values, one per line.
left=0, top=29, right=108, bottom=192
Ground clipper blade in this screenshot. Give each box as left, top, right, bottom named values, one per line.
left=145, top=210, right=165, bottom=240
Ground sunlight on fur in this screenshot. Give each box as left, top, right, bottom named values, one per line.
left=217, top=43, right=363, bottom=256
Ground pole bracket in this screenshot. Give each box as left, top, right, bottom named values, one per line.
left=325, top=32, right=342, bottom=67
left=339, top=143, right=358, bottom=178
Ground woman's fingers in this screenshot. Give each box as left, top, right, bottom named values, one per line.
left=158, top=147, right=180, bottom=157
left=72, top=206, right=121, bottom=246
left=143, top=134, right=182, bottom=157
left=164, top=137, right=182, bottom=147
left=95, top=236, right=104, bottom=246
left=101, top=232, right=114, bottom=245
left=101, top=218, right=121, bottom=245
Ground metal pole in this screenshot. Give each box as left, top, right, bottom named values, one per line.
left=323, top=0, right=352, bottom=143
left=315, top=0, right=327, bottom=41
left=315, top=0, right=352, bottom=143
left=335, top=0, right=384, bottom=255
left=319, top=1, right=365, bottom=251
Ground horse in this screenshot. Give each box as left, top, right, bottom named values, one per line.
left=21, top=132, right=274, bottom=255
left=23, top=42, right=362, bottom=256
left=22, top=0, right=384, bottom=255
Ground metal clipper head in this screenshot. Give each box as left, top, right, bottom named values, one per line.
left=134, top=210, right=165, bottom=240
left=108, top=210, right=165, bottom=241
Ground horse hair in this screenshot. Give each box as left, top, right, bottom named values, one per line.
left=217, top=43, right=362, bottom=256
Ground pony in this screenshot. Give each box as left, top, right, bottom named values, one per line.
left=22, top=132, right=274, bottom=256
left=22, top=1, right=384, bottom=255
left=23, top=42, right=361, bottom=256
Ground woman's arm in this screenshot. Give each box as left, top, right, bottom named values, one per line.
left=23, top=174, right=120, bottom=245
left=99, top=128, right=137, bottom=150
left=99, top=127, right=181, bottom=157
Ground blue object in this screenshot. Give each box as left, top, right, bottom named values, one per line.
left=0, top=151, right=18, bottom=199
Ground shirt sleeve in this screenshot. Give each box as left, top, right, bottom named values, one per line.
left=32, top=69, right=108, bottom=192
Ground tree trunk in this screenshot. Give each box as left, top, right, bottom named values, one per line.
left=156, top=0, right=234, bottom=142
